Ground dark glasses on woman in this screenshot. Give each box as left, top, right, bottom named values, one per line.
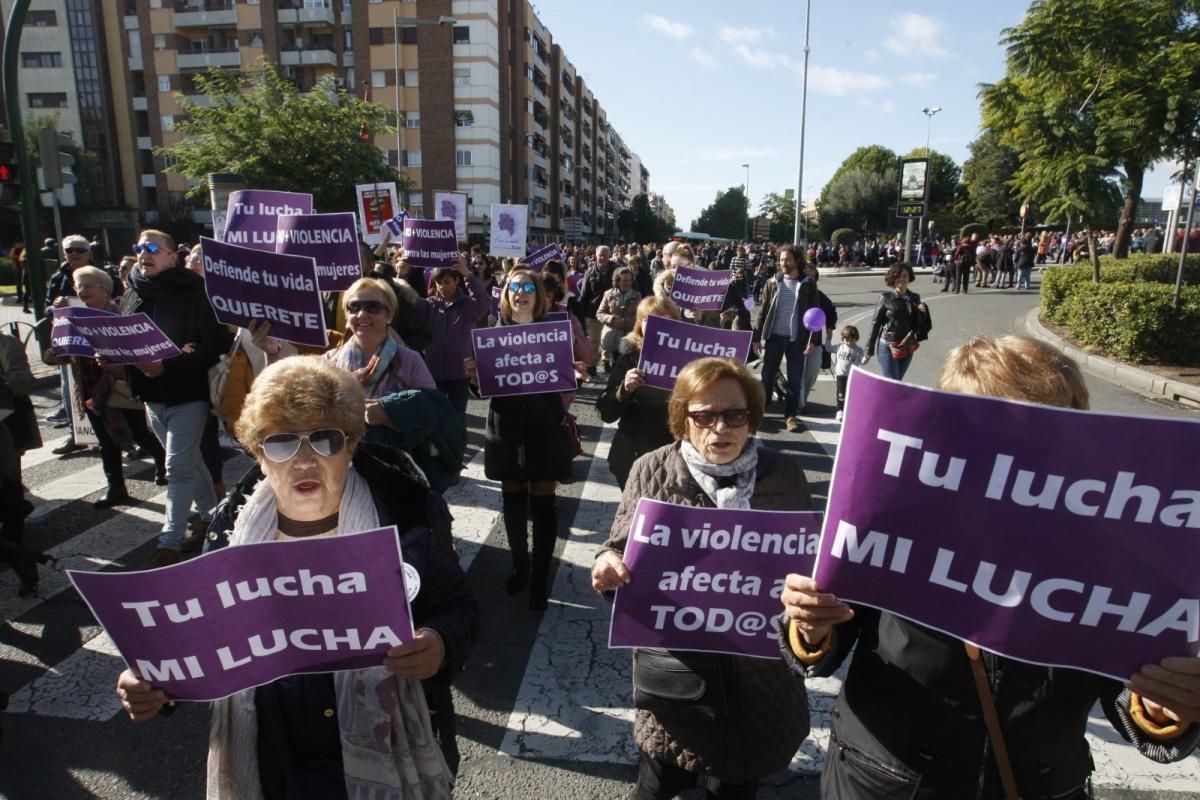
left=508, top=281, right=537, bottom=294
left=132, top=242, right=162, bottom=255
left=65, top=247, right=90, bottom=255
left=346, top=299, right=387, bottom=315
left=687, top=408, right=750, bottom=429
left=260, top=429, right=348, bottom=462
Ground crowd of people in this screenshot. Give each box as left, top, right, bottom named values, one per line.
left=1, top=227, right=1197, bottom=799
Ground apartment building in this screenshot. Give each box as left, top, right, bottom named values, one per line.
left=90, top=0, right=649, bottom=242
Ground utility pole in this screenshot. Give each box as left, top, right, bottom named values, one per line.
left=1175, top=164, right=1199, bottom=310
left=919, top=106, right=941, bottom=261
left=792, top=0, right=811, bottom=247
left=742, top=163, right=750, bottom=242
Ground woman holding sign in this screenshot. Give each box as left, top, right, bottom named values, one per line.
left=780, top=337, right=1200, bottom=799
left=116, top=356, right=478, bottom=792
left=593, top=357, right=815, bottom=800
left=464, top=269, right=574, bottom=611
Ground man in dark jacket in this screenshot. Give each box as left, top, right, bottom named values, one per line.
left=121, top=229, right=232, bottom=567
left=577, top=245, right=617, bottom=374
left=45, top=234, right=123, bottom=307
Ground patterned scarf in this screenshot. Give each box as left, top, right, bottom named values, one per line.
left=330, top=335, right=401, bottom=398
left=679, top=437, right=761, bottom=509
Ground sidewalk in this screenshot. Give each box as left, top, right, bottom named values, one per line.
left=0, top=292, right=57, bottom=383
left=1022, top=308, right=1200, bottom=407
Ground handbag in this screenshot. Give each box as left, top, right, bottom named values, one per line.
left=208, top=329, right=244, bottom=424
left=888, top=332, right=920, bottom=360
left=563, top=411, right=583, bottom=458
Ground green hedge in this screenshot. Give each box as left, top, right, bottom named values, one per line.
left=960, top=222, right=988, bottom=240
left=1061, top=282, right=1200, bottom=363
left=831, top=228, right=857, bottom=246
left=1040, top=253, right=1200, bottom=324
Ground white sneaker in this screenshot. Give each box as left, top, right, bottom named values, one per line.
left=835, top=411, right=844, bottom=422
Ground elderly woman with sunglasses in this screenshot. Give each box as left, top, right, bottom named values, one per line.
left=116, top=356, right=479, bottom=794
left=120, top=229, right=233, bottom=567
left=464, top=269, right=578, bottom=610
left=592, top=357, right=816, bottom=800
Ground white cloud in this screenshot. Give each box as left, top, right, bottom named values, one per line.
left=732, top=44, right=777, bottom=69
left=883, top=12, right=949, bottom=58
left=804, top=64, right=891, bottom=96
left=691, top=47, right=716, bottom=68
left=718, top=25, right=771, bottom=45
left=643, top=14, right=694, bottom=40
left=898, top=71, right=938, bottom=88
left=863, top=49, right=881, bottom=64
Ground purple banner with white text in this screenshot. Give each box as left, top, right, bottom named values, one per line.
left=402, top=219, right=459, bottom=269
left=815, top=370, right=1200, bottom=682
left=50, top=306, right=114, bottom=358
left=524, top=243, right=563, bottom=272
left=64, top=312, right=181, bottom=365
left=200, top=237, right=328, bottom=348
left=471, top=320, right=577, bottom=398
left=275, top=212, right=362, bottom=292
left=670, top=266, right=731, bottom=311
left=610, top=499, right=822, bottom=659
left=68, top=528, right=414, bottom=702
left=223, top=190, right=313, bottom=251
left=637, top=316, right=752, bottom=392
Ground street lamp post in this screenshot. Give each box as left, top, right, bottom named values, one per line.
left=919, top=105, right=941, bottom=263
left=393, top=14, right=456, bottom=211
left=742, top=162, right=750, bottom=241
left=793, top=0, right=812, bottom=247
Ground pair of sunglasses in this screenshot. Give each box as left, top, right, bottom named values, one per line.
left=687, top=408, right=751, bottom=429
left=260, top=428, right=348, bottom=463
left=132, top=242, right=162, bottom=255
left=65, top=247, right=91, bottom=255
left=508, top=281, right=537, bottom=295
left=346, top=299, right=388, bottom=315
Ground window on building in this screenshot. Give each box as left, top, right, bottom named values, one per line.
left=27, top=92, right=68, bottom=109
left=400, top=27, right=417, bottom=44
left=344, top=29, right=353, bottom=49
left=20, top=51, right=62, bottom=68
left=246, top=30, right=263, bottom=48
left=453, top=68, right=470, bottom=87
left=404, top=150, right=422, bottom=167
left=28, top=10, right=57, bottom=26
left=157, top=75, right=171, bottom=92
left=403, top=69, right=418, bottom=86
left=371, top=69, right=386, bottom=88
left=456, top=149, right=472, bottom=167
left=344, top=67, right=355, bottom=87
left=161, top=114, right=175, bottom=132
left=452, top=26, right=470, bottom=44
left=454, top=110, right=474, bottom=127
left=153, top=34, right=166, bottom=51
left=405, top=112, right=420, bottom=128
left=368, top=27, right=386, bottom=45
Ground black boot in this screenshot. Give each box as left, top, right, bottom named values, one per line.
left=528, top=494, right=558, bottom=611
left=94, top=481, right=131, bottom=510
left=0, top=540, right=49, bottom=597
left=501, top=490, right=529, bottom=594
left=0, top=480, right=25, bottom=544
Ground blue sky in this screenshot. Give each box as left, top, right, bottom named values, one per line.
left=533, top=0, right=1179, bottom=231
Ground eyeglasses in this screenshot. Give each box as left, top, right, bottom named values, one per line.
left=346, top=299, right=388, bottom=315
left=687, top=408, right=751, bottom=429
left=132, top=242, right=162, bottom=255
left=260, top=428, right=348, bottom=463
left=65, top=247, right=90, bottom=255
left=74, top=283, right=105, bottom=292
left=508, top=281, right=537, bottom=295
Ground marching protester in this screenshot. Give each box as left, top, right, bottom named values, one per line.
left=825, top=324, right=865, bottom=422
left=596, top=296, right=681, bottom=489
left=415, top=255, right=491, bottom=423
left=752, top=243, right=820, bottom=433
left=804, top=263, right=839, bottom=403
left=578, top=246, right=619, bottom=374
left=592, top=357, right=815, bottom=799
left=116, top=356, right=479, bottom=791
left=779, top=335, right=1200, bottom=799
left=120, top=229, right=232, bottom=567
left=863, top=262, right=932, bottom=381
left=465, top=269, right=574, bottom=610
left=595, top=267, right=643, bottom=374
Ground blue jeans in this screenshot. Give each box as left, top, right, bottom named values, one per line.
left=875, top=339, right=913, bottom=381
left=1017, top=267, right=1032, bottom=289
left=761, top=334, right=811, bottom=417
left=146, top=400, right=217, bottom=550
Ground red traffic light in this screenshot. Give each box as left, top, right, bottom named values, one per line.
left=0, top=163, right=15, bottom=183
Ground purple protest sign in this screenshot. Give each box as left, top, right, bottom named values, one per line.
left=490, top=286, right=501, bottom=317
left=65, top=312, right=182, bottom=365
left=610, top=499, right=822, bottom=659
left=402, top=219, right=459, bottom=269
left=223, top=190, right=313, bottom=251
left=471, top=320, right=577, bottom=398
left=201, top=236, right=328, bottom=348
left=637, top=315, right=752, bottom=392
left=275, top=212, right=362, bottom=292
left=68, top=528, right=414, bottom=702
left=524, top=243, right=563, bottom=272
left=50, top=306, right=114, bottom=358
left=384, top=210, right=409, bottom=238
left=670, top=266, right=731, bottom=311
left=815, top=370, right=1200, bottom=682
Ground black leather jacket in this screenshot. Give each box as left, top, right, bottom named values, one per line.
left=866, top=290, right=931, bottom=356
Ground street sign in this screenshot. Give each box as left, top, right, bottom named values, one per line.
left=898, top=158, right=928, bottom=202
left=897, top=202, right=925, bottom=219
left=1020, top=202, right=1029, bottom=218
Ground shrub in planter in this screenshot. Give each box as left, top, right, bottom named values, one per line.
left=1063, top=281, right=1200, bottom=364
left=1039, top=254, right=1200, bottom=324
left=960, top=223, right=988, bottom=240
left=831, top=228, right=857, bottom=247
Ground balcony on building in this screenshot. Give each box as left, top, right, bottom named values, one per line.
left=281, top=48, right=338, bottom=67
left=277, top=0, right=336, bottom=26
left=177, top=47, right=241, bottom=69
left=132, top=96, right=148, bottom=111
left=173, top=0, right=237, bottom=28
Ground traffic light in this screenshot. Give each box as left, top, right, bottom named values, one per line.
left=36, top=127, right=75, bottom=190
left=0, top=141, right=17, bottom=202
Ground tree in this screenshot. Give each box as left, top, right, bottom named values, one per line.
left=818, top=145, right=898, bottom=211
left=758, top=192, right=796, bottom=243
left=819, top=167, right=898, bottom=236
left=692, top=186, right=748, bottom=239
left=617, top=193, right=673, bottom=242
left=160, top=61, right=401, bottom=213
left=981, top=0, right=1200, bottom=263
left=961, top=128, right=1022, bottom=230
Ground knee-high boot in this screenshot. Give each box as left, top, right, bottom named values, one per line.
left=501, top=490, right=530, bottom=594
left=0, top=479, right=25, bottom=544
left=528, top=494, right=558, bottom=611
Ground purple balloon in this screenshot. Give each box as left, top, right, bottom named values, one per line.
left=743, top=297, right=756, bottom=310
left=802, top=307, right=827, bottom=333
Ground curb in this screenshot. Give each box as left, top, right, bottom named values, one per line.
left=1021, top=308, right=1200, bottom=407
left=819, top=267, right=935, bottom=278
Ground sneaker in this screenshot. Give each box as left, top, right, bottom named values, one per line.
left=835, top=411, right=844, bottom=422
left=146, top=548, right=181, bottom=568
left=52, top=441, right=87, bottom=456
left=45, top=408, right=69, bottom=423
left=786, top=416, right=805, bottom=433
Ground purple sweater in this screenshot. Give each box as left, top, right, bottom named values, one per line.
left=416, top=273, right=491, bottom=381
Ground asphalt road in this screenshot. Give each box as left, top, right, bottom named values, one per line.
left=0, top=274, right=1197, bottom=799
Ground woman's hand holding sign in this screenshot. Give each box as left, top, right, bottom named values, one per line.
left=116, top=669, right=169, bottom=722
left=592, top=551, right=631, bottom=593
left=781, top=574, right=855, bottom=647
left=622, top=368, right=645, bottom=395
left=463, top=357, right=477, bottom=381
left=1130, top=657, right=1200, bottom=725
left=383, top=628, right=446, bottom=680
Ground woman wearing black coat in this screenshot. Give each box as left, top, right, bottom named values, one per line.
left=863, top=262, right=931, bottom=382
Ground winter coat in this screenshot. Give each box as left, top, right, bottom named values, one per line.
left=120, top=267, right=233, bottom=406
left=595, top=287, right=641, bottom=338
left=601, top=442, right=814, bottom=783
left=753, top=272, right=819, bottom=345
left=779, top=606, right=1200, bottom=799
left=595, top=338, right=672, bottom=488
left=865, top=290, right=932, bottom=357
left=415, top=274, right=490, bottom=381
left=0, top=333, right=40, bottom=454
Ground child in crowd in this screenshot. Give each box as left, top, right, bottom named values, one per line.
left=826, top=324, right=865, bottom=422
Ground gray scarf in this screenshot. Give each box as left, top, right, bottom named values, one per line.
left=679, top=438, right=761, bottom=509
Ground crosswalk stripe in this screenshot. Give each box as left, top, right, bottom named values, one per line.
left=26, top=462, right=136, bottom=521
left=18, top=434, right=73, bottom=471
left=442, top=449, right=500, bottom=573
